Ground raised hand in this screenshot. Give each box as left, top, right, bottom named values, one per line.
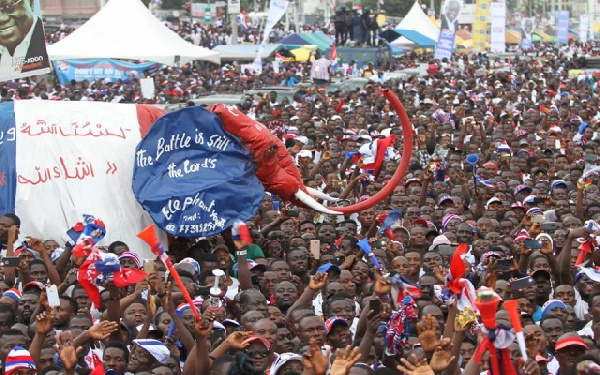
left=482, top=257, right=497, bottom=288
left=434, top=261, right=447, bottom=284
left=89, top=321, right=119, bottom=340
left=7, top=225, right=19, bottom=245
left=525, top=331, right=540, bottom=359
left=56, top=331, right=83, bottom=371
left=309, top=272, right=328, bottom=291
left=373, top=268, right=391, bottom=296
left=397, top=353, right=435, bottom=375
left=147, top=272, right=165, bottom=294
left=302, top=338, right=330, bottom=375
left=224, top=331, right=253, bottom=350
left=539, top=240, right=553, bottom=255
left=417, top=315, right=440, bottom=352
left=429, top=338, right=457, bottom=372
left=36, top=311, right=54, bottom=335
left=39, top=289, right=51, bottom=312
left=26, top=237, right=45, bottom=254
left=195, top=308, right=215, bottom=339
left=330, top=346, right=362, bottom=375
left=134, top=279, right=149, bottom=297
left=161, top=282, right=176, bottom=316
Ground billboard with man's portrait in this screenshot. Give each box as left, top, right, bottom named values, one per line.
left=441, top=0, right=464, bottom=32
left=0, top=0, right=51, bottom=81
left=520, top=17, right=535, bottom=49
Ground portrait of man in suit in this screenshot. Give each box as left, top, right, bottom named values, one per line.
left=521, top=18, right=534, bottom=41
left=441, top=0, right=462, bottom=32
left=0, top=0, right=50, bottom=79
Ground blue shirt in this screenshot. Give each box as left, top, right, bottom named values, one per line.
left=281, top=76, right=299, bottom=87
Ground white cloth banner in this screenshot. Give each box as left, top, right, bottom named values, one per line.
left=14, top=101, right=158, bottom=259
left=580, top=15, right=589, bottom=44
left=253, top=0, right=289, bottom=68
left=490, top=2, right=506, bottom=53
left=140, top=77, right=155, bottom=99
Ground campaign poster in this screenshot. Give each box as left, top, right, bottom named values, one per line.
left=435, top=0, right=463, bottom=59
left=520, top=17, right=534, bottom=49
left=557, top=11, right=569, bottom=44
left=441, top=0, right=463, bottom=32
left=0, top=0, right=51, bottom=81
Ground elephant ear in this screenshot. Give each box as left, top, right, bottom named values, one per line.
left=132, top=106, right=265, bottom=237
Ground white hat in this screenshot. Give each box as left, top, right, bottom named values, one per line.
left=428, top=234, right=450, bottom=251
left=297, top=150, right=312, bottom=159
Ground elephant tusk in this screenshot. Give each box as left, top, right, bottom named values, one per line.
left=325, top=89, right=413, bottom=215
left=295, top=190, right=344, bottom=215
left=305, top=187, right=340, bottom=202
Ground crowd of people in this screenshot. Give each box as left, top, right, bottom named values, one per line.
left=2, top=23, right=600, bottom=375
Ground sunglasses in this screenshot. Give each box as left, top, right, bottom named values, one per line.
left=0, top=0, right=24, bottom=14
left=245, top=349, right=270, bottom=358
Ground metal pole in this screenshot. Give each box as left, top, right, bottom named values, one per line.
left=285, top=3, right=289, bottom=31
left=232, top=13, right=239, bottom=44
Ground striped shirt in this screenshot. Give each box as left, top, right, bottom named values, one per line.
left=310, top=58, right=331, bottom=81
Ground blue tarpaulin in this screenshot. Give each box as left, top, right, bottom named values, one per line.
left=396, top=29, right=436, bottom=47
left=280, top=33, right=311, bottom=47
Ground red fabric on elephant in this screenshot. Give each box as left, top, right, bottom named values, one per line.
left=210, top=104, right=307, bottom=203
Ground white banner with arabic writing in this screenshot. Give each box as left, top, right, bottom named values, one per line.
left=14, top=101, right=157, bottom=259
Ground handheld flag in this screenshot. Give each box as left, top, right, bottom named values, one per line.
left=377, top=210, right=403, bottom=240
left=77, top=250, right=146, bottom=307
left=138, top=225, right=200, bottom=321
left=357, top=238, right=382, bottom=271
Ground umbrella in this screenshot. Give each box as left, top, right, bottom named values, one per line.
left=506, top=30, right=522, bottom=45
left=290, top=45, right=317, bottom=61
left=533, top=30, right=554, bottom=42
left=380, top=29, right=402, bottom=43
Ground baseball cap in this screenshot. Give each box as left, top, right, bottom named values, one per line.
left=549, top=180, right=568, bottom=193
left=511, top=202, right=526, bottom=210
left=317, top=263, right=341, bottom=274
left=269, top=353, right=303, bottom=375
left=438, top=195, right=454, bottom=206
left=232, top=260, right=268, bottom=273
left=531, top=269, right=551, bottom=281
left=298, top=150, right=313, bottom=159
left=324, top=316, right=349, bottom=335
left=555, top=336, right=589, bottom=351
left=222, top=319, right=241, bottom=327
left=22, top=281, right=44, bottom=293
left=211, top=244, right=229, bottom=254
left=241, top=335, right=271, bottom=350
left=486, top=197, right=502, bottom=208
left=404, top=178, right=421, bottom=187
left=514, top=185, right=533, bottom=195
left=541, top=300, right=567, bottom=320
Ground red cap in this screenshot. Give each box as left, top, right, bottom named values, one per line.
left=555, top=336, right=589, bottom=351
left=241, top=335, right=271, bottom=350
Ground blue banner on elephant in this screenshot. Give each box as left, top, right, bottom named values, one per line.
left=132, top=106, right=265, bottom=237
left=53, top=59, right=163, bottom=85
left=0, top=102, right=16, bottom=216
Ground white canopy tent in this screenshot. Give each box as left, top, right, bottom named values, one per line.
left=47, top=0, right=220, bottom=65
left=392, top=1, right=439, bottom=47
